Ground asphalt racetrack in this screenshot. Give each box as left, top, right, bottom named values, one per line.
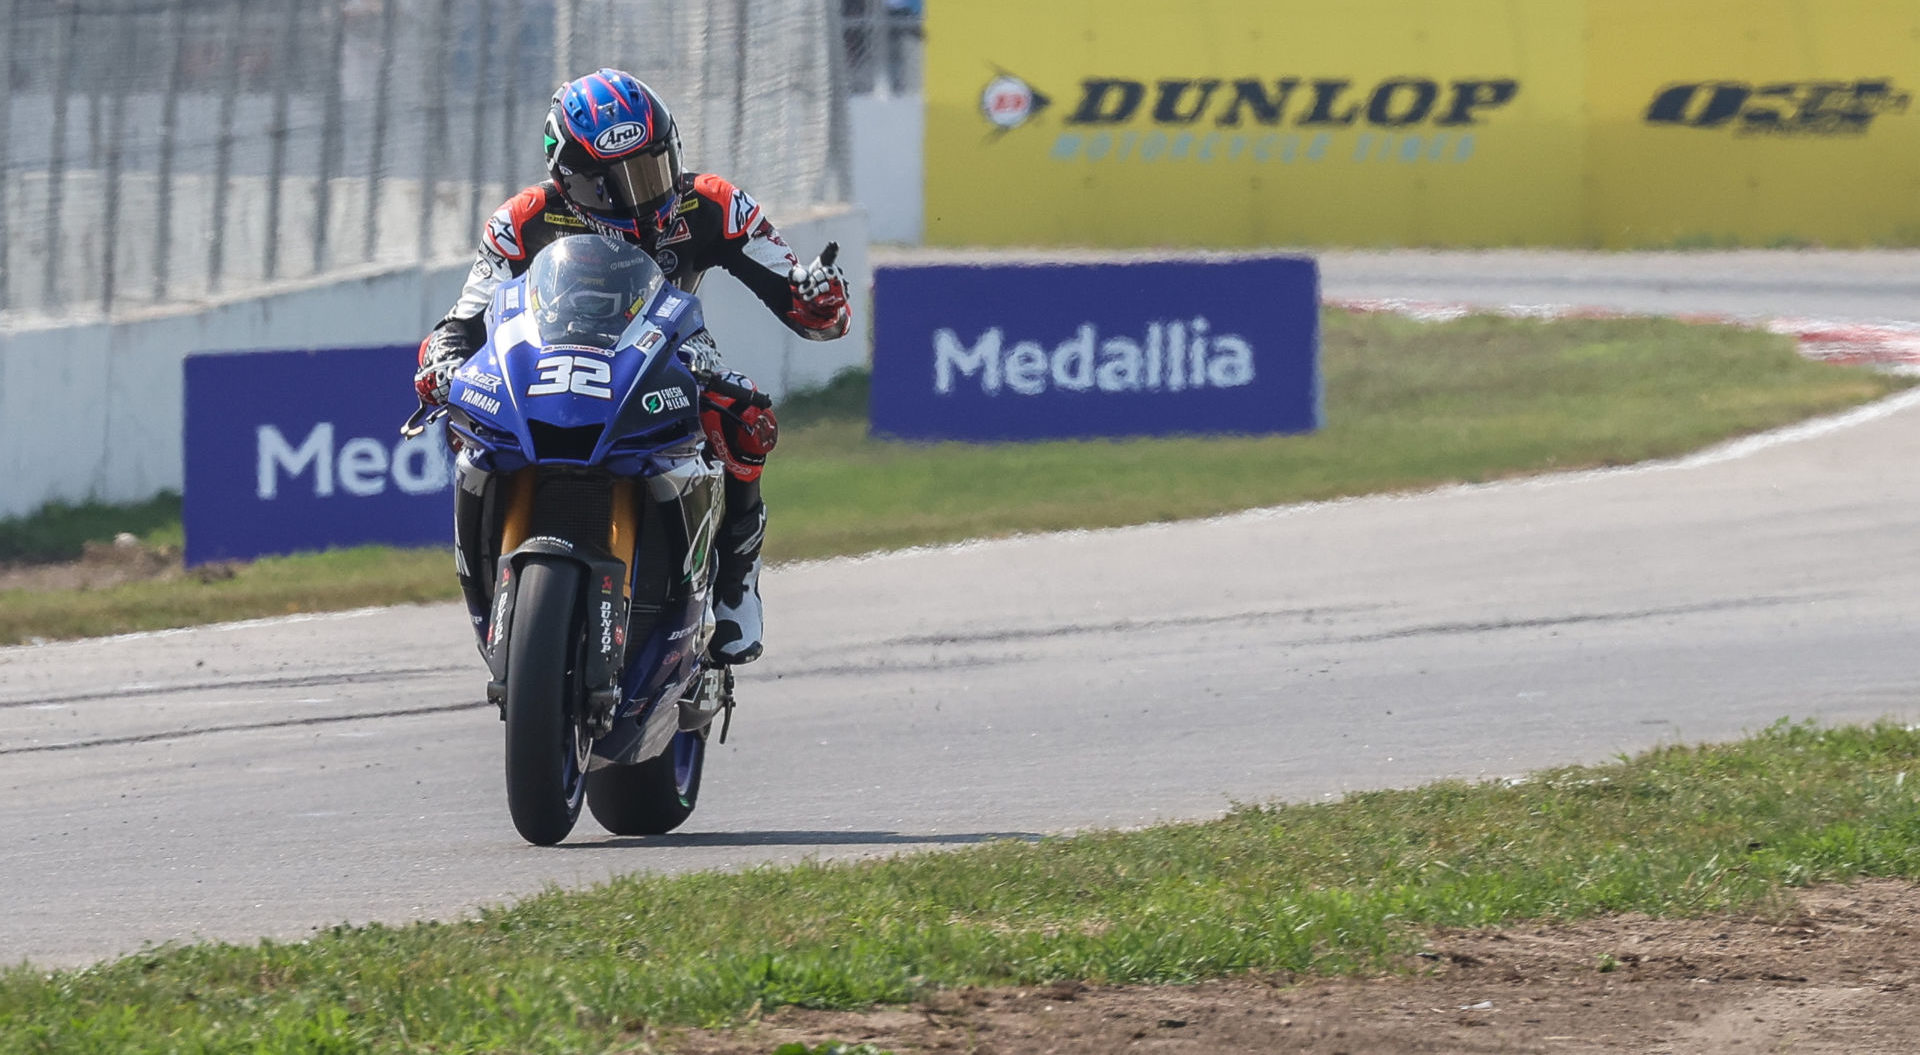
left=5, top=251, right=1920, bottom=969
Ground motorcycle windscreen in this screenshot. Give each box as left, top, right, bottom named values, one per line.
left=526, top=235, right=667, bottom=348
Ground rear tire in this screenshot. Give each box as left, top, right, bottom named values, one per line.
left=587, top=729, right=705, bottom=835
left=504, top=558, right=588, bottom=846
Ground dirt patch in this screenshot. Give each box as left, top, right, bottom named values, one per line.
left=0, top=534, right=198, bottom=593
left=661, top=880, right=1920, bottom=1055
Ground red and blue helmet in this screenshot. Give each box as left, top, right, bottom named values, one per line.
left=544, top=69, right=683, bottom=240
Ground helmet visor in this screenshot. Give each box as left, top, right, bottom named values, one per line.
left=559, top=145, right=675, bottom=222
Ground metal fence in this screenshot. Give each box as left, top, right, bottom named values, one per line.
left=0, top=0, right=849, bottom=324
left=840, top=0, right=921, bottom=97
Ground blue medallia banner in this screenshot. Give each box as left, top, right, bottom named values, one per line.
left=183, top=346, right=453, bottom=566
left=869, top=256, right=1320, bottom=441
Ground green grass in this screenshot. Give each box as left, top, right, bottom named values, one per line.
left=0, top=492, right=182, bottom=564
left=766, top=312, right=1906, bottom=556
left=0, top=547, right=454, bottom=644
left=0, top=310, right=1905, bottom=644
left=6, top=720, right=1920, bottom=1053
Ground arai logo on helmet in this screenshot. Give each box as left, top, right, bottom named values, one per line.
left=980, top=74, right=1051, bottom=130
left=593, top=121, right=647, bottom=154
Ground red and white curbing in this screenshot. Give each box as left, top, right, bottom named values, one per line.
left=1327, top=297, right=1920, bottom=373
left=1769, top=318, right=1920, bottom=369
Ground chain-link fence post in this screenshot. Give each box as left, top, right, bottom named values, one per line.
left=824, top=0, right=854, bottom=204
left=84, top=13, right=99, bottom=178
left=263, top=0, right=300, bottom=282
left=208, top=0, right=248, bottom=295
left=41, top=2, right=78, bottom=310
left=693, top=1, right=724, bottom=171
left=886, top=2, right=920, bottom=95
left=418, top=0, right=454, bottom=263
left=0, top=0, right=16, bottom=316
left=840, top=0, right=873, bottom=96
left=555, top=0, right=577, bottom=97
left=314, top=0, right=349, bottom=277
left=729, top=0, right=748, bottom=173
left=363, top=0, right=397, bottom=264
left=100, top=0, right=135, bottom=314
left=499, top=0, right=529, bottom=199
left=465, top=0, right=496, bottom=244
left=153, top=0, right=189, bottom=303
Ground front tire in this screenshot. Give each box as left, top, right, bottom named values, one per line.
left=587, top=729, right=705, bottom=835
left=503, top=558, right=589, bottom=845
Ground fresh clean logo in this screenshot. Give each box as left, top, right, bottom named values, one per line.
left=932, top=318, right=1254, bottom=396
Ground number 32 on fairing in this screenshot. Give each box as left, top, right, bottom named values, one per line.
left=526, top=355, right=613, bottom=399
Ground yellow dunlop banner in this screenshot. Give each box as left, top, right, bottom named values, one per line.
left=924, top=0, right=1920, bottom=248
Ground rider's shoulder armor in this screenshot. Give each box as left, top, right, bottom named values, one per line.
left=688, top=173, right=764, bottom=241
left=481, top=183, right=586, bottom=277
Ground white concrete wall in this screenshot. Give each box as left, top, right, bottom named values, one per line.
left=0, top=210, right=870, bottom=521
left=850, top=94, right=925, bottom=244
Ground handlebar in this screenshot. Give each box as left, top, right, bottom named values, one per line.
left=400, top=402, right=446, bottom=439
left=698, top=371, right=774, bottom=410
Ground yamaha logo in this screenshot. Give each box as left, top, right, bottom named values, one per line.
left=593, top=121, right=646, bottom=154
left=981, top=74, right=1048, bottom=130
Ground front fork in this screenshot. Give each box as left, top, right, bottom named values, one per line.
left=460, top=462, right=638, bottom=737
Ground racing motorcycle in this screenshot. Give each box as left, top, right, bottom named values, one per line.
left=401, top=235, right=780, bottom=846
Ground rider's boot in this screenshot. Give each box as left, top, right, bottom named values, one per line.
left=709, top=475, right=766, bottom=665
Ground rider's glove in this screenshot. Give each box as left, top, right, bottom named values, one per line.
left=786, top=249, right=849, bottom=338
left=413, top=328, right=471, bottom=406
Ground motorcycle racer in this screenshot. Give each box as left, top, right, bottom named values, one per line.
left=415, top=68, right=850, bottom=666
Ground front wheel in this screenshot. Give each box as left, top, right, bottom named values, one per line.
left=503, top=557, right=589, bottom=845
left=586, top=729, right=705, bottom=835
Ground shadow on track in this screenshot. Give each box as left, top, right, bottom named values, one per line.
left=557, top=829, right=1045, bottom=850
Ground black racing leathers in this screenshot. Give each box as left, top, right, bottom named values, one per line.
left=429, top=172, right=848, bottom=353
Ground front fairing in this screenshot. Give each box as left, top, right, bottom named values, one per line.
left=447, top=270, right=708, bottom=475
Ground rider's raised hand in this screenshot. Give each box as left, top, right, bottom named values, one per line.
left=785, top=242, right=849, bottom=337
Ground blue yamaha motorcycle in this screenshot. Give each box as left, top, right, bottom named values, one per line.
left=402, top=235, right=772, bottom=845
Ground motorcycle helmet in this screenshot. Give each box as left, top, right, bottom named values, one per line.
left=544, top=69, right=683, bottom=241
